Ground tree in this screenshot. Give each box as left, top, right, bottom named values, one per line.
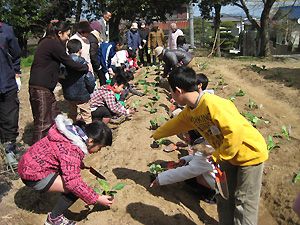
left=0, top=0, right=75, bottom=55
left=84, top=0, right=191, bottom=41
left=198, top=0, right=237, bottom=57
left=233, top=0, right=276, bottom=57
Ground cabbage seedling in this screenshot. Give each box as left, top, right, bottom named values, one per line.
left=150, top=117, right=166, bottom=130
left=152, top=89, right=160, bottom=100
left=143, top=85, right=149, bottom=95
left=132, top=100, right=140, bottom=108
left=242, top=112, right=269, bottom=126
left=267, top=135, right=281, bottom=152
left=93, top=180, right=125, bottom=197
left=149, top=164, right=165, bottom=182
left=293, top=170, right=300, bottom=184
left=236, top=89, right=246, bottom=96
left=228, top=96, right=236, bottom=102
left=249, top=98, right=258, bottom=109
left=144, top=101, right=157, bottom=113
left=282, top=125, right=291, bottom=140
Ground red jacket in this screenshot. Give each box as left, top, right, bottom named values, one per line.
left=18, top=115, right=98, bottom=205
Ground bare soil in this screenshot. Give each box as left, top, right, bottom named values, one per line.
left=0, top=55, right=300, bottom=225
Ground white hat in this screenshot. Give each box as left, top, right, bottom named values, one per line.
left=131, top=22, right=138, bottom=29
left=155, top=46, right=164, bottom=56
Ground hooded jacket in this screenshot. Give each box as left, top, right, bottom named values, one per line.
left=98, top=42, right=116, bottom=74
left=0, top=22, right=21, bottom=94
left=18, top=115, right=99, bottom=205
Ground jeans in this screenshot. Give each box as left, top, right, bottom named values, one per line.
left=0, top=88, right=19, bottom=143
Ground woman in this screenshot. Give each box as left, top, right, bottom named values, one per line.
left=29, top=21, right=90, bottom=144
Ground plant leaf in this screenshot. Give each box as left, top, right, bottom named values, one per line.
left=112, top=182, right=125, bottom=190
left=93, top=187, right=101, bottom=195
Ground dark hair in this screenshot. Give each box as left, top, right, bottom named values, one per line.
left=127, top=49, right=136, bottom=58
left=110, top=74, right=127, bottom=86
left=177, top=35, right=186, bottom=47
left=40, top=21, right=70, bottom=44
left=188, top=129, right=202, bottom=145
left=103, top=10, right=110, bottom=15
left=124, top=70, right=134, bottom=81
left=74, top=120, right=112, bottom=146
left=197, top=73, right=208, bottom=90
left=112, top=37, right=124, bottom=46
left=168, top=66, right=199, bottom=93
left=77, top=21, right=93, bottom=34
left=67, top=39, right=82, bottom=54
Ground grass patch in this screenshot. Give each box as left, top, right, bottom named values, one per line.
left=21, top=55, right=34, bottom=69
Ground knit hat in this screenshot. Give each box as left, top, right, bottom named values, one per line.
left=155, top=46, right=164, bottom=56
left=90, top=20, right=101, bottom=32
left=152, top=21, right=159, bottom=27
left=131, top=22, right=138, bottom=29
left=170, top=23, right=177, bottom=29
left=77, top=21, right=93, bottom=33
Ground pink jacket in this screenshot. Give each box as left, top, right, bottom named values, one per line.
left=18, top=115, right=98, bottom=205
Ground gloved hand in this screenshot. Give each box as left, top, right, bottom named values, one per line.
left=142, top=39, right=147, bottom=44
left=148, top=49, right=151, bottom=54
left=128, top=47, right=132, bottom=50
left=15, top=77, right=21, bottom=91
left=105, top=72, right=110, bottom=80
left=139, top=45, right=143, bottom=49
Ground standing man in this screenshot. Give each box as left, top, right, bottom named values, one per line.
left=0, top=22, right=21, bottom=166
left=148, top=21, right=167, bottom=66
left=138, top=20, right=151, bottom=66
left=168, top=23, right=183, bottom=50
left=98, top=10, right=111, bottom=43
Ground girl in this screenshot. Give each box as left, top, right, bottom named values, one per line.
left=18, top=114, right=113, bottom=225
left=29, top=21, right=91, bottom=144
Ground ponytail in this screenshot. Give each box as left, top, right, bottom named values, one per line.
left=39, top=20, right=70, bottom=44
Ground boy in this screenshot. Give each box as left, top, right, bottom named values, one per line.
left=89, top=74, right=135, bottom=124
left=97, top=37, right=124, bottom=86
left=152, top=66, right=268, bottom=225
left=60, top=39, right=96, bottom=124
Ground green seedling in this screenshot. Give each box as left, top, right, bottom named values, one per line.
left=262, top=65, right=266, bottom=70
left=282, top=125, right=291, bottom=140
left=236, top=89, right=246, bottom=96
left=150, top=164, right=164, bottom=175
left=143, top=74, right=148, bottom=78
left=242, top=112, right=269, bottom=126
left=200, top=61, right=210, bottom=70
left=212, top=69, right=216, bottom=74
left=208, top=78, right=212, bottom=82
left=143, top=84, right=149, bottom=95
left=228, top=96, right=236, bottom=102
left=214, top=82, right=219, bottom=90
left=293, top=170, right=300, bottom=184
left=249, top=98, right=258, bottom=109
left=218, top=74, right=223, bottom=79
left=154, top=76, right=160, bottom=83
left=131, top=100, right=140, bottom=108
left=137, top=79, right=146, bottom=85
left=149, top=83, right=156, bottom=88
left=150, top=117, right=166, bottom=130
left=286, top=77, right=294, bottom=87
left=265, top=74, right=273, bottom=79
left=93, top=180, right=125, bottom=196
left=267, top=135, right=281, bottom=152
left=144, top=101, right=157, bottom=113
left=152, top=89, right=160, bottom=100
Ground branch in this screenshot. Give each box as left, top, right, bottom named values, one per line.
left=234, top=0, right=260, bottom=31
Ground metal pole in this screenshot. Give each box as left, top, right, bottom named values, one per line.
left=188, top=2, right=194, bottom=48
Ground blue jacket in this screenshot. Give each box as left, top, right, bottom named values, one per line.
left=98, top=42, right=116, bottom=74
left=0, top=22, right=21, bottom=94
left=60, top=54, right=96, bottom=101
left=127, top=29, right=141, bottom=52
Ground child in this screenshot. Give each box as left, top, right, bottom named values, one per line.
left=176, top=35, right=189, bottom=52
left=111, top=49, right=129, bottom=74
left=18, top=114, right=113, bottom=225
left=152, top=66, right=268, bottom=225
left=60, top=39, right=96, bottom=124
left=89, top=74, right=135, bottom=124
left=97, top=37, right=124, bottom=86
left=126, top=49, right=139, bottom=72
left=151, top=129, right=217, bottom=204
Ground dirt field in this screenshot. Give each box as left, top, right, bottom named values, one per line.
left=0, top=54, right=299, bottom=225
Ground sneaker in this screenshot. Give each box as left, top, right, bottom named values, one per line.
left=5, top=152, right=18, bottom=168
left=45, top=213, right=77, bottom=225
left=3, top=141, right=17, bottom=155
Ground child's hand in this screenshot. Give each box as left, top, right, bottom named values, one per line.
left=129, top=108, right=135, bottom=114
left=87, top=63, right=93, bottom=72
left=96, top=195, right=114, bottom=207
left=177, top=159, right=186, bottom=167
left=150, top=179, right=160, bottom=187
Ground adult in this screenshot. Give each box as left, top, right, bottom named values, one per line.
left=148, top=21, right=166, bottom=66
left=29, top=21, right=90, bottom=144
left=70, top=21, right=93, bottom=66
left=0, top=22, right=21, bottom=165
left=138, top=20, right=151, bottom=66
left=155, top=46, right=194, bottom=78
left=88, top=20, right=103, bottom=81
left=98, top=10, right=111, bottom=43
left=126, top=22, right=142, bottom=55
left=168, top=23, right=183, bottom=50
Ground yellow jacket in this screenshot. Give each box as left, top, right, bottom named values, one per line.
left=153, top=93, right=268, bottom=166
left=147, top=28, right=167, bottom=50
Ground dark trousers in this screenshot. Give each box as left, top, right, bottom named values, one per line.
left=29, top=87, right=60, bottom=144
left=139, top=46, right=151, bottom=65
left=98, top=69, right=107, bottom=86
left=0, top=88, right=19, bottom=143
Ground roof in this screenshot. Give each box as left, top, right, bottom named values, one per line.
left=158, top=21, right=189, bottom=30
left=273, top=6, right=300, bottom=20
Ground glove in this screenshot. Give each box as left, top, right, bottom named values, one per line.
left=139, top=45, right=143, bottom=49
left=148, top=49, right=151, bottom=54
left=15, top=77, right=21, bottom=91
left=105, top=72, right=110, bottom=80
left=142, top=39, right=147, bottom=44
left=128, top=47, right=132, bottom=50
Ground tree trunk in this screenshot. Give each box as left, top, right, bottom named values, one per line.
left=74, top=0, right=82, bottom=33
left=214, top=3, right=221, bottom=57
left=259, top=1, right=273, bottom=57
left=110, top=16, right=121, bottom=41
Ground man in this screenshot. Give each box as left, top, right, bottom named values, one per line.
left=138, top=20, right=151, bottom=66
left=168, top=23, right=183, bottom=50
left=0, top=22, right=21, bottom=167
left=98, top=10, right=111, bottom=43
